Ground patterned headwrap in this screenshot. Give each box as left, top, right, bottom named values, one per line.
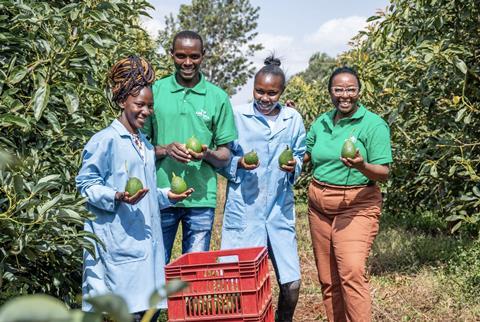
left=108, top=56, right=155, bottom=104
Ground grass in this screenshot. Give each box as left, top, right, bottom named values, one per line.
left=160, top=178, right=480, bottom=321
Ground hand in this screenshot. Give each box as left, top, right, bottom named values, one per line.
left=285, top=99, right=296, bottom=108
left=238, top=157, right=260, bottom=170
left=115, top=188, right=149, bottom=205
left=280, top=159, right=296, bottom=173
left=165, top=142, right=191, bottom=163
left=340, top=149, right=365, bottom=170
left=167, top=188, right=194, bottom=202
left=188, top=144, right=208, bottom=161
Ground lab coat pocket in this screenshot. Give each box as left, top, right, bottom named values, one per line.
left=105, top=210, right=148, bottom=264
left=223, top=192, right=247, bottom=230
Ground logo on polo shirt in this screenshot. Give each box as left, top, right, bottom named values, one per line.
left=196, top=109, right=210, bottom=121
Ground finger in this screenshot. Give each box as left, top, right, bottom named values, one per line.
left=189, top=151, right=204, bottom=160
left=171, top=150, right=191, bottom=163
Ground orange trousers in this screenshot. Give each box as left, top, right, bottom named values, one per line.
left=308, top=180, right=382, bottom=322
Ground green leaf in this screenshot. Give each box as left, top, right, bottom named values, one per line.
left=165, top=279, right=188, bottom=296
left=85, top=294, right=131, bottom=322
left=32, top=83, right=51, bottom=120
left=88, top=31, right=104, bottom=47
left=445, top=214, right=465, bottom=222
left=148, top=290, right=163, bottom=308
left=63, top=87, right=80, bottom=113
left=82, top=43, right=96, bottom=57
left=450, top=221, right=462, bottom=233
left=70, top=310, right=103, bottom=322
left=429, top=164, right=438, bottom=178
left=0, top=294, right=70, bottom=322
left=424, top=53, right=433, bottom=63
left=0, top=114, right=30, bottom=129
left=8, top=66, right=29, bottom=84
left=37, top=194, right=62, bottom=216
left=472, top=186, right=480, bottom=197
left=455, top=107, right=466, bottom=122
left=454, top=57, right=468, bottom=74
left=45, top=112, right=61, bottom=133
left=38, top=174, right=61, bottom=184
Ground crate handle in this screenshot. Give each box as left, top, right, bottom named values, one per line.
left=216, top=254, right=239, bottom=263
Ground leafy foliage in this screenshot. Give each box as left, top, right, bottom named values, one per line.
left=289, top=0, right=480, bottom=233
left=157, top=0, right=263, bottom=95
left=0, top=0, right=160, bottom=305
left=0, top=279, right=188, bottom=322
left=295, top=52, right=336, bottom=84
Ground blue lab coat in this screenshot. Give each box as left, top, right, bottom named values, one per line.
left=76, top=119, right=171, bottom=313
left=219, top=103, right=306, bottom=283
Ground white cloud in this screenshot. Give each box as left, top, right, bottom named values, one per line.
left=305, top=16, right=368, bottom=56
left=232, top=16, right=368, bottom=104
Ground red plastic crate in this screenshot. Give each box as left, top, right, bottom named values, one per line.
left=165, top=246, right=273, bottom=322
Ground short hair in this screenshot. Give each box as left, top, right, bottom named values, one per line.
left=108, top=56, right=155, bottom=104
left=171, top=30, right=204, bottom=52
left=254, top=55, right=286, bottom=89
left=328, top=66, right=362, bottom=93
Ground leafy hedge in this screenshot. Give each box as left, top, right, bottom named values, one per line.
left=286, top=0, right=479, bottom=233
left=0, top=0, right=161, bottom=305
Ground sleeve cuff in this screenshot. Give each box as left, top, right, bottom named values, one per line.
left=157, top=187, right=175, bottom=210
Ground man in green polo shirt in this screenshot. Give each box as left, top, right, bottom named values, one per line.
left=143, top=30, right=237, bottom=263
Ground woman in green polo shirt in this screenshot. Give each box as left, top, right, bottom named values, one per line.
left=305, top=66, right=392, bottom=322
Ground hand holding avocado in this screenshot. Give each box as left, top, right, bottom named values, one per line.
left=340, top=139, right=365, bottom=170
left=185, top=136, right=208, bottom=161
left=115, top=187, right=150, bottom=205
left=165, top=142, right=192, bottom=163
left=169, top=172, right=194, bottom=201
left=340, top=149, right=365, bottom=170
left=278, top=145, right=296, bottom=173
left=239, top=150, right=260, bottom=170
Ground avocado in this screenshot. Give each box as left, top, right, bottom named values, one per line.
left=125, top=177, right=143, bottom=196
left=171, top=172, right=188, bottom=194
left=186, top=136, right=203, bottom=153
left=278, top=145, right=294, bottom=167
left=243, top=150, right=259, bottom=165
left=341, top=139, right=356, bottom=159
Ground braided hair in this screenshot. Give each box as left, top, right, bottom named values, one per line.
left=254, top=55, right=286, bottom=89
left=108, top=56, right=155, bottom=104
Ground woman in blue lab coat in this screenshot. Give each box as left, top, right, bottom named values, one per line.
left=76, top=56, right=192, bottom=321
left=219, top=55, right=306, bottom=322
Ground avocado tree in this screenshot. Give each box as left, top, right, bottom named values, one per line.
left=0, top=0, right=161, bottom=305
left=288, top=0, right=479, bottom=233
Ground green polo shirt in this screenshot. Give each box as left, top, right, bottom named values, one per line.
left=143, top=73, right=237, bottom=207
left=306, top=103, right=392, bottom=186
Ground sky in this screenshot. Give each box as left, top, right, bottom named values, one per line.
left=141, top=0, right=390, bottom=104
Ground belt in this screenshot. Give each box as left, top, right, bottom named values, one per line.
left=312, top=178, right=375, bottom=189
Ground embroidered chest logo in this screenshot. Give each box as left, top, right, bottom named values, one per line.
left=196, top=109, right=210, bottom=121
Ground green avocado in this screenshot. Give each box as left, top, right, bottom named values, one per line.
left=186, top=136, right=203, bottom=153
left=171, top=172, right=188, bottom=194
left=341, top=139, right=356, bottom=159
left=125, top=177, right=143, bottom=196
left=278, top=145, right=294, bottom=167
left=243, top=150, right=259, bottom=165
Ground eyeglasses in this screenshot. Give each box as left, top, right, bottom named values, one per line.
left=331, top=87, right=359, bottom=97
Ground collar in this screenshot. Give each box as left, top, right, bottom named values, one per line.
left=111, top=119, right=146, bottom=140
left=169, top=72, right=207, bottom=95
left=323, top=103, right=367, bottom=130
left=241, top=102, right=292, bottom=120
